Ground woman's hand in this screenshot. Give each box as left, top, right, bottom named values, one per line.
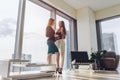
left=54, top=34, right=59, bottom=37
left=54, top=34, right=60, bottom=40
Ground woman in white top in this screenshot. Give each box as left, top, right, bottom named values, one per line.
left=56, top=21, right=66, bottom=74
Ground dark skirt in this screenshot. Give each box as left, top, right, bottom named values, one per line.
left=47, top=40, right=59, bottom=54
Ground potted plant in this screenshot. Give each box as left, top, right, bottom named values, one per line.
left=90, top=50, right=107, bottom=70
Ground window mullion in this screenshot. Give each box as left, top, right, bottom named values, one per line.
left=14, top=0, right=26, bottom=59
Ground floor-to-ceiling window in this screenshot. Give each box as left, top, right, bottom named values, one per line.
left=0, top=0, right=19, bottom=60
left=22, top=0, right=51, bottom=64
left=100, top=17, right=120, bottom=55
left=97, top=16, right=120, bottom=70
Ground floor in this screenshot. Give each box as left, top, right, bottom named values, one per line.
left=27, top=69, right=120, bottom=80
left=1, top=69, right=120, bottom=80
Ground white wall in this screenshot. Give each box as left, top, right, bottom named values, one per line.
left=77, top=7, right=97, bottom=54
left=95, top=4, right=120, bottom=20
left=89, top=8, right=98, bottom=52
left=43, top=0, right=76, bottom=19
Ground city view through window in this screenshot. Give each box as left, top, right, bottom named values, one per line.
left=101, top=17, right=120, bottom=55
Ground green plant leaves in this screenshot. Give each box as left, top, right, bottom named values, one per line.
left=90, top=50, right=107, bottom=60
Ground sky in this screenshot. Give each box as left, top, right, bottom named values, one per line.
left=0, top=0, right=19, bottom=60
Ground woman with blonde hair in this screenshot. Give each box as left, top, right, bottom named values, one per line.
left=56, top=21, right=66, bottom=74
left=46, top=18, right=60, bottom=73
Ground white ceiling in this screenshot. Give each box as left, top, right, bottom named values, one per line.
left=63, top=0, right=120, bottom=11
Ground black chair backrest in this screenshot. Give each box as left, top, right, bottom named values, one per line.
left=71, top=51, right=89, bottom=62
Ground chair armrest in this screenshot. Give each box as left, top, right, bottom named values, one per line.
left=102, top=58, right=116, bottom=62
left=116, top=55, right=120, bottom=68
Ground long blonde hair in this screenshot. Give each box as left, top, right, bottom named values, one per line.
left=47, top=18, right=55, bottom=27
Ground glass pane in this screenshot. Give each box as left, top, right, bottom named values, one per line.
left=101, top=17, right=120, bottom=55
left=22, top=1, right=50, bottom=64
left=56, top=14, right=71, bottom=69
left=0, top=0, right=19, bottom=60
